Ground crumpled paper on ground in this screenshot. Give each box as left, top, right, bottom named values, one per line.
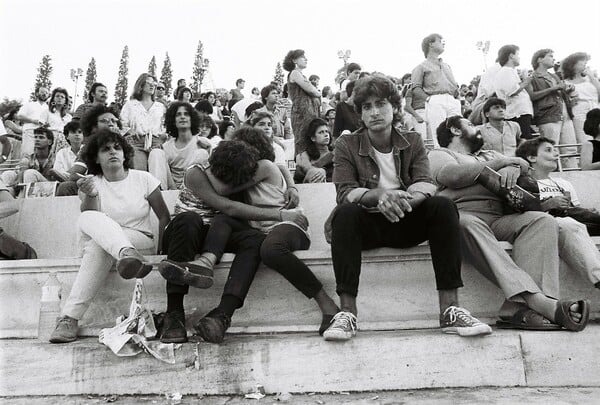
left=99, top=279, right=175, bottom=363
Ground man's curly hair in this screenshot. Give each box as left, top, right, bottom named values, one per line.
left=81, top=128, right=135, bottom=175
left=209, top=140, right=259, bottom=186
left=165, top=101, right=200, bottom=138
left=80, top=104, right=120, bottom=137
left=232, top=127, right=275, bottom=161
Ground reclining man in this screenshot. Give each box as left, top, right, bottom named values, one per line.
left=429, top=116, right=589, bottom=331
left=322, top=74, right=492, bottom=341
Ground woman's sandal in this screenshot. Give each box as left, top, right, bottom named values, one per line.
left=554, top=299, right=590, bottom=332
left=496, top=308, right=561, bottom=331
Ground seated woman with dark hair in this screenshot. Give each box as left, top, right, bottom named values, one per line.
left=162, top=131, right=339, bottom=336
left=295, top=117, right=333, bottom=183
left=49, top=129, right=170, bottom=344
left=177, top=87, right=193, bottom=104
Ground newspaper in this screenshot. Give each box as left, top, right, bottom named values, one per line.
left=99, top=279, right=176, bottom=364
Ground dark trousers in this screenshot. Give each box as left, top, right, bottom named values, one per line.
left=330, top=196, right=463, bottom=297
left=509, top=114, right=534, bottom=139
left=0, top=227, right=36, bottom=259
left=162, top=211, right=265, bottom=308
left=207, top=214, right=322, bottom=298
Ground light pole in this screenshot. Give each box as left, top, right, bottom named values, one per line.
left=476, top=40, right=491, bottom=71
left=337, top=49, right=351, bottom=68
left=70, top=68, right=83, bottom=108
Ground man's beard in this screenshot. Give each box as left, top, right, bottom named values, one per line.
left=464, top=131, right=484, bottom=153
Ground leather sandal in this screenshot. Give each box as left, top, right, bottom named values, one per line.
left=554, top=299, right=590, bottom=332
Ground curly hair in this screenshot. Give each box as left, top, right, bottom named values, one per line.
left=352, top=74, right=401, bottom=115
left=247, top=110, right=274, bottom=127
left=81, top=128, right=134, bottom=175
left=303, top=118, right=331, bottom=161
left=165, top=102, right=200, bottom=139
left=561, top=52, right=590, bottom=80
left=436, top=115, right=463, bottom=147
left=48, top=87, right=70, bottom=117
left=209, top=140, right=259, bottom=186
left=232, top=127, right=275, bottom=161
left=283, top=49, right=305, bottom=72
left=80, top=104, right=119, bottom=137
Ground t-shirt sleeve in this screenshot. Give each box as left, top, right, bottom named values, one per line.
left=558, top=178, right=580, bottom=206
left=0, top=120, right=7, bottom=136
left=428, top=149, right=460, bottom=185
left=140, top=170, right=161, bottom=198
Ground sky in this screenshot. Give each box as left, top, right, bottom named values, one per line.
left=1, top=0, right=600, bottom=106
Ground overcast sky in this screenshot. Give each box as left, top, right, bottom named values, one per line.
left=1, top=0, right=599, bottom=105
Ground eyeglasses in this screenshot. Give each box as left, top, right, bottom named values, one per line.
left=156, top=87, right=165, bottom=90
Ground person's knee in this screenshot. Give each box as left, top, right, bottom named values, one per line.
left=56, top=181, right=78, bottom=196
left=22, top=169, right=39, bottom=183
left=332, top=203, right=362, bottom=227
left=558, top=217, right=587, bottom=234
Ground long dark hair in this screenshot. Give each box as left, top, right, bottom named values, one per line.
left=49, top=87, right=69, bottom=117
left=165, top=102, right=200, bottom=138
left=304, top=118, right=331, bottom=161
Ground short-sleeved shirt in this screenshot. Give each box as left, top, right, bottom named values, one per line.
left=53, top=147, right=77, bottom=174
left=477, top=121, right=521, bottom=157
left=18, top=101, right=48, bottom=132
left=411, top=58, right=458, bottom=96
left=162, top=135, right=209, bottom=187
left=493, top=67, right=533, bottom=119
left=537, top=177, right=580, bottom=206
left=120, top=100, right=166, bottom=136
left=93, top=169, right=160, bottom=236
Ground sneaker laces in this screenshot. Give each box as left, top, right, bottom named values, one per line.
left=443, top=306, right=479, bottom=325
left=330, top=312, right=357, bottom=332
left=56, top=316, right=75, bottom=327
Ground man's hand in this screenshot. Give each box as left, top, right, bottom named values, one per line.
left=497, top=166, right=521, bottom=189
left=506, top=157, right=530, bottom=175
left=541, top=196, right=571, bottom=211
left=283, top=187, right=299, bottom=208
left=377, top=190, right=413, bottom=223
left=280, top=209, right=308, bottom=230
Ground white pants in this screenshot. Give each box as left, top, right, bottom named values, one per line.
left=62, top=210, right=155, bottom=320
left=425, top=94, right=461, bottom=148
left=23, top=169, right=47, bottom=183
left=147, top=149, right=172, bottom=190
left=556, top=216, right=600, bottom=284
left=20, top=129, right=35, bottom=157
left=412, top=108, right=428, bottom=142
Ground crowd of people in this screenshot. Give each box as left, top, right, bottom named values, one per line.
left=0, top=33, right=599, bottom=345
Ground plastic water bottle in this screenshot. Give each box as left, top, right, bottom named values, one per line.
left=38, top=272, right=62, bottom=341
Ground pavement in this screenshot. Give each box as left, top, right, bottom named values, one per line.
left=3, top=387, right=600, bottom=404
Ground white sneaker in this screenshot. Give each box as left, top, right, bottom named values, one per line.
left=440, top=306, right=492, bottom=337
left=323, top=311, right=357, bottom=341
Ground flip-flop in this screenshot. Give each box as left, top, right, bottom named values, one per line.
left=554, top=299, right=590, bottom=332
left=495, top=308, right=562, bottom=331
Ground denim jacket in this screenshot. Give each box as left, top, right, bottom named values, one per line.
left=332, top=126, right=436, bottom=205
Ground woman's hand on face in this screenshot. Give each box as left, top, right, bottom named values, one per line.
left=76, top=174, right=98, bottom=197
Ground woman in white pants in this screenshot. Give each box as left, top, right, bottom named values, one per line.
left=49, top=129, right=170, bottom=343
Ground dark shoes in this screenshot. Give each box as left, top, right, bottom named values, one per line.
left=159, top=311, right=188, bottom=343
left=158, top=259, right=214, bottom=289
left=116, top=248, right=152, bottom=279
left=194, top=308, right=231, bottom=343
left=49, top=315, right=78, bottom=343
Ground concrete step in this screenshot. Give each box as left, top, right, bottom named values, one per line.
left=2, top=325, right=600, bottom=396
left=3, top=246, right=600, bottom=339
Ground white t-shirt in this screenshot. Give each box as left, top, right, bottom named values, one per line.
left=162, top=135, right=209, bottom=187
left=0, top=120, right=7, bottom=136
left=53, top=147, right=78, bottom=175
left=273, top=141, right=286, bottom=165
left=18, top=101, right=48, bottom=132
left=537, top=177, right=580, bottom=206
left=493, top=67, right=533, bottom=118
left=372, top=149, right=401, bottom=189
left=93, top=169, right=161, bottom=236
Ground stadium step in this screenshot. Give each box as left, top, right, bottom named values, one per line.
left=2, top=325, right=600, bottom=396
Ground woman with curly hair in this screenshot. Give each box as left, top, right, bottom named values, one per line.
left=283, top=49, right=321, bottom=155
left=41, top=87, right=72, bottom=152
left=160, top=101, right=209, bottom=188
left=49, top=129, right=170, bottom=344
left=295, top=118, right=333, bottom=183
left=562, top=53, right=600, bottom=142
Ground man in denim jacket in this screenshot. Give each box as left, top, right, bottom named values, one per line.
left=322, top=74, right=492, bottom=341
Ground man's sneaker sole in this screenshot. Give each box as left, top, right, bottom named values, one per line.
left=158, top=260, right=214, bottom=289
left=49, top=334, right=77, bottom=344
left=322, top=329, right=356, bottom=341
left=442, top=323, right=493, bottom=337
